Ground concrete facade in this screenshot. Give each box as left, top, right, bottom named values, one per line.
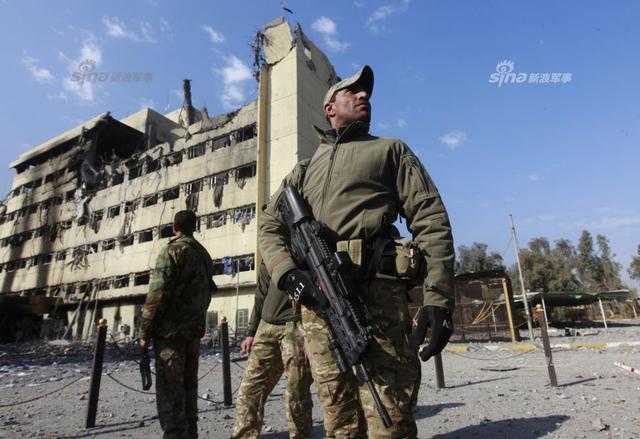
left=0, top=18, right=338, bottom=341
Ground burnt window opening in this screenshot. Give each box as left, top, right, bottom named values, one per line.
left=107, top=205, right=121, bottom=218
left=145, top=158, right=160, bottom=173
left=233, top=205, right=256, bottom=223
left=77, top=283, right=90, bottom=295
left=54, top=169, right=65, bottom=180
left=0, top=216, right=6, bottom=225
left=0, top=238, right=8, bottom=247
left=28, top=205, right=38, bottom=215
left=91, top=209, right=104, bottom=228
left=187, top=143, right=206, bottom=159
left=41, top=200, right=50, bottom=211
left=125, top=201, right=138, bottom=213
left=162, top=186, right=179, bottom=202
left=238, top=254, right=255, bottom=272
left=212, top=135, right=230, bottom=151
left=207, top=212, right=227, bottom=228
left=186, top=180, right=203, bottom=195
left=33, top=179, right=42, bottom=188
left=111, top=172, right=124, bottom=186
left=7, top=212, right=15, bottom=221
left=65, top=190, right=75, bottom=202
left=114, top=275, right=130, bottom=289
left=209, top=172, right=229, bottom=187
left=159, top=224, right=174, bottom=238
left=11, top=188, right=20, bottom=198
left=212, top=260, right=225, bottom=275
left=45, top=174, right=55, bottom=183
left=77, top=215, right=87, bottom=226
left=138, top=229, right=153, bottom=243
left=163, top=151, right=182, bottom=167
left=143, top=194, right=158, bottom=207
left=36, top=226, right=49, bottom=238
left=97, top=279, right=110, bottom=291
left=30, top=256, right=39, bottom=267
left=52, top=196, right=63, bottom=206
left=128, top=165, right=142, bottom=180
left=56, top=251, right=66, bottom=261
left=16, top=209, right=25, bottom=219
left=60, top=220, right=72, bottom=230
left=236, top=163, right=257, bottom=180
left=236, top=124, right=257, bottom=143
left=134, top=271, right=150, bottom=286
left=102, top=239, right=116, bottom=251
left=89, top=242, right=99, bottom=253
left=50, top=286, right=62, bottom=297
left=119, top=235, right=134, bottom=247
left=43, top=254, right=53, bottom=265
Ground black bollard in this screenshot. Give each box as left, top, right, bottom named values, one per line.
left=220, top=317, right=232, bottom=406
left=434, top=353, right=445, bottom=388
left=86, top=319, right=107, bottom=428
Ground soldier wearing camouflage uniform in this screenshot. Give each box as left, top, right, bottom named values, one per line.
left=231, top=262, right=313, bottom=439
left=139, top=210, right=216, bottom=439
left=259, top=66, right=455, bottom=438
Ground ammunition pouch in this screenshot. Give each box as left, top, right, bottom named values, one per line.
left=337, top=237, right=425, bottom=285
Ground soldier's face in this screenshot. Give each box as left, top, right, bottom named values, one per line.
left=325, top=82, right=371, bottom=129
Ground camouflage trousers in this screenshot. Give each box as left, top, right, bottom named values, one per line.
left=232, top=320, right=314, bottom=439
left=154, top=337, right=201, bottom=439
left=302, top=278, right=421, bottom=439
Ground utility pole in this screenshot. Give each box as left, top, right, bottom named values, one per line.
left=509, top=214, right=535, bottom=341
left=235, top=259, right=240, bottom=342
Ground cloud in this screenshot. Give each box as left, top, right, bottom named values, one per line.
left=377, top=118, right=408, bottom=130
left=159, top=17, right=174, bottom=41
left=366, top=0, right=411, bottom=33
left=22, top=56, right=55, bottom=83
left=312, top=17, right=350, bottom=53
left=202, top=25, right=224, bottom=44
left=528, top=173, right=540, bottom=181
left=439, top=130, right=468, bottom=150
left=102, top=16, right=156, bottom=43
left=570, top=216, right=640, bottom=230
left=215, top=55, right=252, bottom=108
left=47, top=91, right=68, bottom=101
left=59, top=37, right=102, bottom=102
left=139, top=98, right=156, bottom=110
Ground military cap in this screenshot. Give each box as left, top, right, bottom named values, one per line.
left=323, top=65, right=374, bottom=107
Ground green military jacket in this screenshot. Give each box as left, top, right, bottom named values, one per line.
left=247, top=262, right=299, bottom=336
left=259, top=121, right=455, bottom=310
left=139, top=235, right=216, bottom=340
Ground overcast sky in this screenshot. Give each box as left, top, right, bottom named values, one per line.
left=1, top=0, right=638, bottom=286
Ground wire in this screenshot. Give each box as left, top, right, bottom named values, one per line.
left=0, top=375, right=85, bottom=408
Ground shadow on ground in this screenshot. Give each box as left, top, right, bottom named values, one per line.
left=431, top=415, right=570, bottom=438
left=414, top=403, right=465, bottom=421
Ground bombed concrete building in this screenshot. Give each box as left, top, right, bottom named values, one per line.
left=0, top=18, right=339, bottom=340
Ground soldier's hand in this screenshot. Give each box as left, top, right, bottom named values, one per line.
left=282, top=270, right=325, bottom=308
left=240, top=336, right=254, bottom=355
left=412, top=306, right=453, bottom=362
left=138, top=338, right=150, bottom=354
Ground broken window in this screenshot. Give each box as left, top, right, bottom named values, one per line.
left=163, top=151, right=182, bottom=167
left=0, top=216, right=5, bottom=225
left=187, top=143, right=206, bottom=159
left=111, top=172, right=124, bottom=186
left=119, top=235, right=134, bottom=247
left=11, top=188, right=20, bottom=198
left=162, top=186, right=179, bottom=202
left=236, top=163, right=257, bottom=180
left=28, top=205, right=38, bottom=215
left=97, top=279, right=110, bottom=291
left=107, top=205, right=121, bottom=218
left=89, top=242, right=99, bottom=253
left=29, top=256, right=39, bottom=268
left=124, top=200, right=138, bottom=213
left=236, top=124, right=257, bottom=143
left=52, top=196, right=63, bottom=206
left=50, top=285, right=62, bottom=297
left=114, top=275, right=130, bottom=289
left=134, top=271, right=150, bottom=286
left=138, top=229, right=153, bottom=243
left=43, top=254, right=53, bottom=265
left=45, top=173, right=55, bottom=183
left=238, top=254, right=255, bottom=272
left=145, top=158, right=160, bottom=173
left=212, top=260, right=225, bottom=275
left=207, top=212, right=227, bottom=228
left=65, top=190, right=75, bottom=202
left=33, top=178, right=42, bottom=188
left=54, top=169, right=65, bottom=180
left=128, top=165, right=142, bottom=180
left=185, top=180, right=203, bottom=194
left=212, top=135, right=230, bottom=151
left=7, top=212, right=15, bottom=221
left=159, top=224, right=173, bottom=238
left=60, top=220, right=72, bottom=230
left=56, top=251, right=66, bottom=261
left=209, top=172, right=229, bottom=187
left=143, top=194, right=158, bottom=207
left=0, top=238, right=8, bottom=247
left=102, top=239, right=116, bottom=251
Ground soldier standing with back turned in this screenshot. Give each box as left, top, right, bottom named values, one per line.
left=260, top=66, right=456, bottom=438
left=139, top=210, right=216, bottom=439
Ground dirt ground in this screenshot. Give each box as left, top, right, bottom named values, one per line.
left=1, top=323, right=639, bottom=438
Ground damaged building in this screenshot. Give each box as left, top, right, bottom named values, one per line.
left=0, top=17, right=339, bottom=340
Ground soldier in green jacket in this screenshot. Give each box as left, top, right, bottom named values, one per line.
left=259, top=66, right=455, bottom=438
left=231, top=262, right=313, bottom=438
left=139, top=210, right=216, bottom=439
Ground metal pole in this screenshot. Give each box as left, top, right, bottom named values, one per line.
left=541, top=295, right=550, bottom=331
left=434, top=353, right=445, bottom=388
left=534, top=305, right=558, bottom=387
left=490, top=305, right=498, bottom=335
left=220, top=317, right=232, bottom=406
left=598, top=298, right=608, bottom=330
left=501, top=278, right=518, bottom=342
left=509, top=214, right=535, bottom=341
left=235, top=259, right=240, bottom=342
left=85, top=319, right=107, bottom=428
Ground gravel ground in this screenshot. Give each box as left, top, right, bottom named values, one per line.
left=0, top=323, right=639, bottom=438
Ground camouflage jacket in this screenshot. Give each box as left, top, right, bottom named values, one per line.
left=259, top=121, right=456, bottom=310
left=139, top=235, right=216, bottom=340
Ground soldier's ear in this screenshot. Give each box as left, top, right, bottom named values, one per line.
left=324, top=102, right=335, bottom=119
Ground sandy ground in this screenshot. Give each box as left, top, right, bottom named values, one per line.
left=1, top=323, right=639, bottom=439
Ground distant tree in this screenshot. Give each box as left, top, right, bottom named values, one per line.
left=455, top=242, right=505, bottom=274
left=549, top=239, right=582, bottom=292
left=576, top=230, right=603, bottom=291
left=596, top=234, right=623, bottom=290
left=513, top=237, right=554, bottom=293
left=628, top=245, right=640, bottom=282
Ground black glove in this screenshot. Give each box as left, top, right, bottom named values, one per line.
left=412, top=306, right=454, bottom=362
left=282, top=269, right=324, bottom=308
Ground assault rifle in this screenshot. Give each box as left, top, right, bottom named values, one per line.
left=139, top=345, right=152, bottom=391
left=278, top=185, right=392, bottom=428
